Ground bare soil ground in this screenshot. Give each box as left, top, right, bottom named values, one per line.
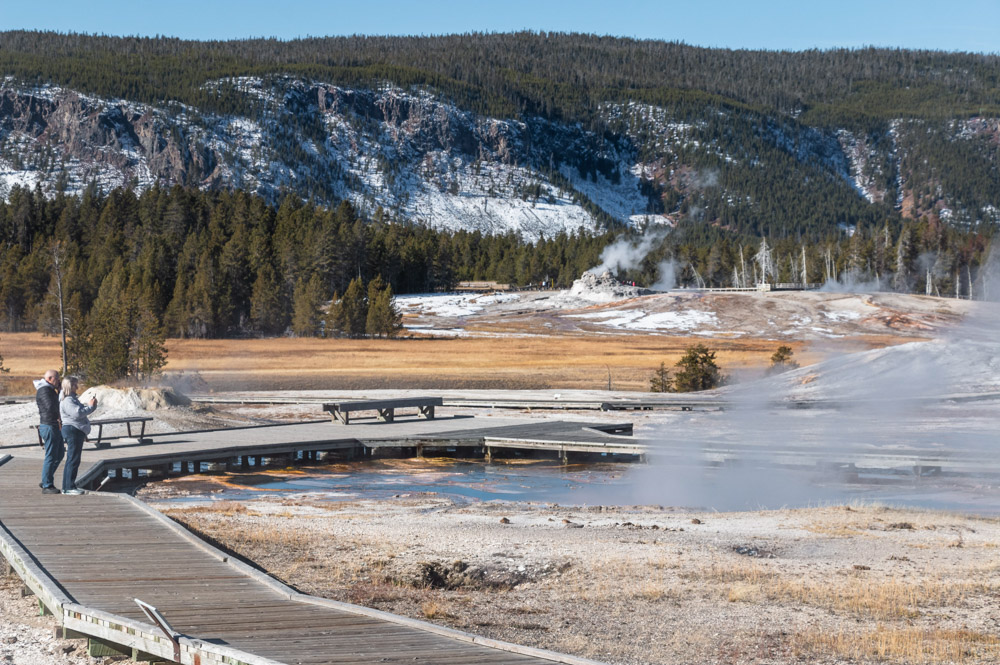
left=154, top=493, right=1000, bottom=665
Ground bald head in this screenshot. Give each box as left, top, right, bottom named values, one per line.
left=44, top=369, right=60, bottom=387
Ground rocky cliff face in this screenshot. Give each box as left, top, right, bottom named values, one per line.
left=0, top=77, right=997, bottom=239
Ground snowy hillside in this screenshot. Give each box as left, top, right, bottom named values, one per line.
left=1, top=75, right=998, bottom=238
left=0, top=78, right=660, bottom=240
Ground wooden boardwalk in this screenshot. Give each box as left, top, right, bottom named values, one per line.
left=0, top=444, right=607, bottom=665
left=0, top=416, right=628, bottom=664
left=1, top=416, right=640, bottom=490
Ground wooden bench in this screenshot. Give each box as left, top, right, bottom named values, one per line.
left=31, top=417, right=153, bottom=449
left=89, top=417, right=153, bottom=449
left=323, top=398, right=443, bottom=425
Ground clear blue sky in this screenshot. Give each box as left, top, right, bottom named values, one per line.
left=3, top=0, right=998, bottom=54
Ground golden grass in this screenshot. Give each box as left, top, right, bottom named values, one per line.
left=679, top=555, right=996, bottom=621
left=167, top=501, right=253, bottom=516
left=0, top=331, right=892, bottom=392
left=729, top=574, right=991, bottom=620
left=802, top=522, right=871, bottom=537
left=794, top=626, right=1000, bottom=664
left=420, top=600, right=457, bottom=620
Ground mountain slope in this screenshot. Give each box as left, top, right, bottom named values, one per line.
left=0, top=32, right=998, bottom=239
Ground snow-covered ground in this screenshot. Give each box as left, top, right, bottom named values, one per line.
left=566, top=309, right=719, bottom=332
left=395, top=285, right=976, bottom=341
left=397, top=292, right=522, bottom=318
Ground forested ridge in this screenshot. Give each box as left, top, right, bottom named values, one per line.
left=2, top=31, right=999, bottom=126
left=0, top=184, right=991, bottom=343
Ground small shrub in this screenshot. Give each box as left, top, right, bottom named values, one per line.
left=767, top=345, right=800, bottom=375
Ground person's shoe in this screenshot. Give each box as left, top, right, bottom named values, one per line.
left=62, top=488, right=85, bottom=496
left=41, top=486, right=60, bottom=494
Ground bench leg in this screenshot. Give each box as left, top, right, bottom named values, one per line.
left=94, top=425, right=107, bottom=450
left=377, top=408, right=394, bottom=423
left=418, top=406, right=435, bottom=420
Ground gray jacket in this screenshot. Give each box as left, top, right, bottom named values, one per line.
left=60, top=394, right=97, bottom=436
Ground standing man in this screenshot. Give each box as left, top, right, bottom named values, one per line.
left=34, top=369, right=63, bottom=494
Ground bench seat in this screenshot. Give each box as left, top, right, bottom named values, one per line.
left=322, top=398, right=443, bottom=425
left=32, top=416, right=153, bottom=449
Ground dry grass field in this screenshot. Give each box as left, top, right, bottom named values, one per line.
left=0, top=332, right=906, bottom=394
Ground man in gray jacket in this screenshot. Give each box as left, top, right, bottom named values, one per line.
left=35, top=369, right=63, bottom=494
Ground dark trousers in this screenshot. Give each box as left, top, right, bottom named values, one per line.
left=40, top=424, right=65, bottom=489
left=61, top=425, right=86, bottom=491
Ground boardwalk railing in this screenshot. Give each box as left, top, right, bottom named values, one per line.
left=61, top=603, right=283, bottom=665
left=1, top=513, right=281, bottom=665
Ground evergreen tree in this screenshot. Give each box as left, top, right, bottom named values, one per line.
left=249, top=261, right=287, bottom=335
left=366, top=279, right=403, bottom=338
left=649, top=361, right=670, bottom=393
left=323, top=290, right=340, bottom=338
left=68, top=267, right=167, bottom=383
left=334, top=277, right=367, bottom=338
left=291, top=274, right=326, bottom=337
left=129, top=293, right=168, bottom=381
left=669, top=344, right=724, bottom=393
left=70, top=267, right=132, bottom=383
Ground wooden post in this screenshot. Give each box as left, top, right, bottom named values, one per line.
left=59, top=627, right=89, bottom=640
left=88, top=637, right=131, bottom=658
